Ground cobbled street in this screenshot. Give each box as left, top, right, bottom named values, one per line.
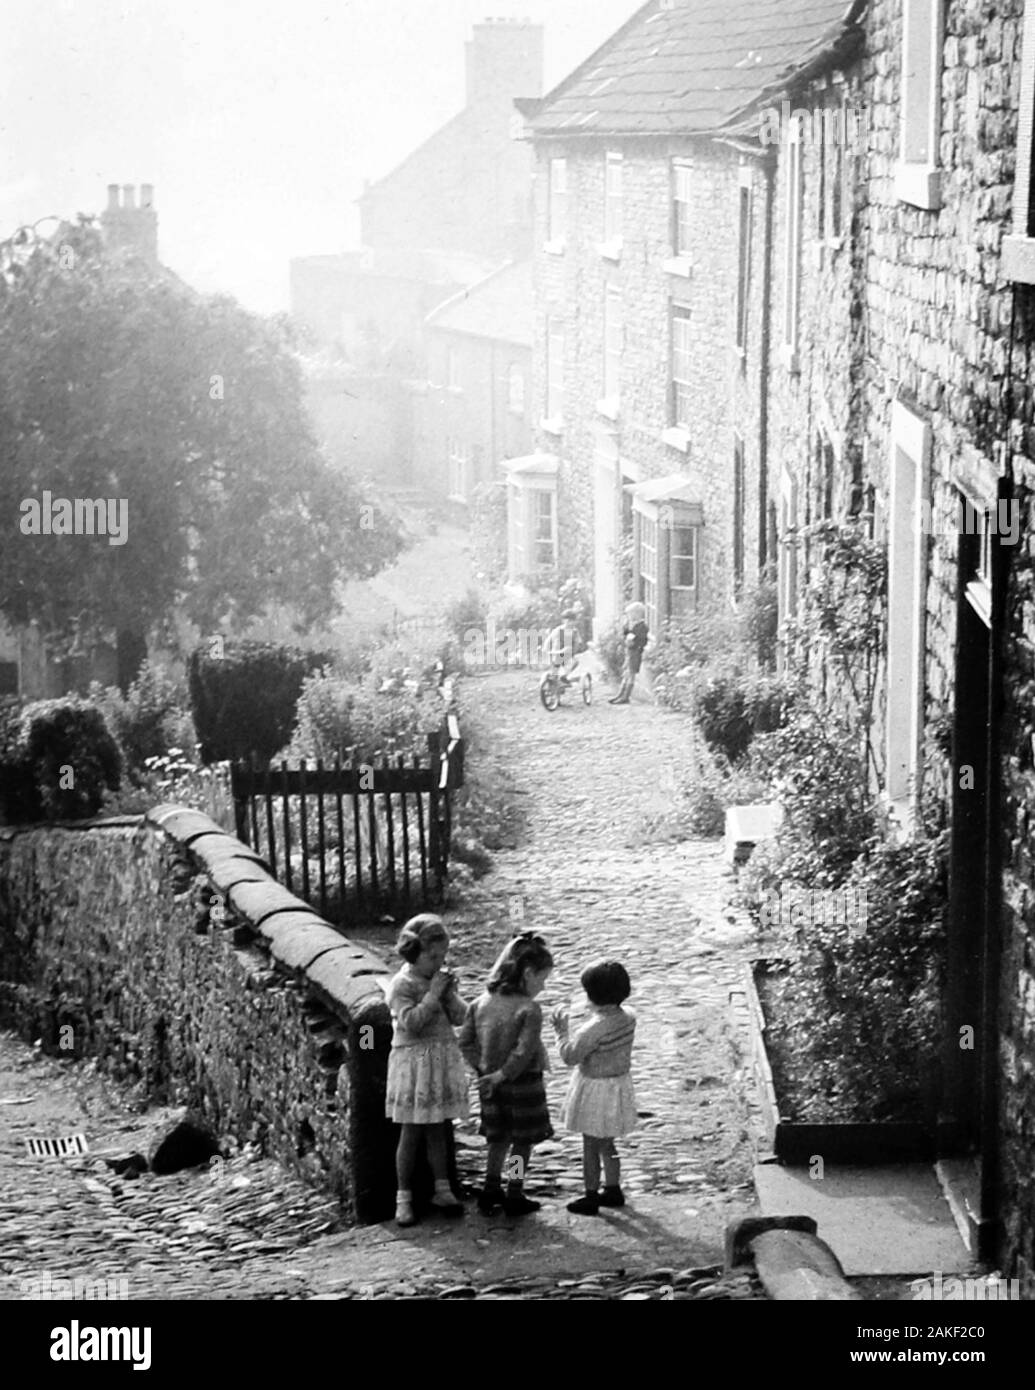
left=1, top=659, right=772, bottom=1302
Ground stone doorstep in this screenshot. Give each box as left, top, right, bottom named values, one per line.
left=753, top=1162, right=974, bottom=1278
left=724, top=803, right=784, bottom=867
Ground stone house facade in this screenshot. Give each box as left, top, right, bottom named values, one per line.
left=734, top=0, right=1034, bottom=1286
left=519, top=0, right=1035, bottom=1287
left=516, top=2, right=855, bottom=637
left=413, top=261, right=533, bottom=508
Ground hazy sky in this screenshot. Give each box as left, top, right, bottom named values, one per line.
left=1, top=0, right=641, bottom=313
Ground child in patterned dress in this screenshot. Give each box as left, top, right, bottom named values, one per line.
left=385, top=914, right=469, bottom=1227
left=459, top=932, right=554, bottom=1217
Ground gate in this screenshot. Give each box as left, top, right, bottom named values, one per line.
left=230, top=715, right=464, bottom=922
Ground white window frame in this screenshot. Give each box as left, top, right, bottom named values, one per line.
left=599, top=152, right=623, bottom=259
left=781, top=120, right=803, bottom=372
left=895, top=0, right=945, bottom=210
left=669, top=523, right=698, bottom=595
left=673, top=162, right=692, bottom=256
left=885, top=400, right=931, bottom=825
left=542, top=322, right=565, bottom=434
left=1004, top=2, right=1035, bottom=281
left=599, top=284, right=623, bottom=417
left=447, top=437, right=469, bottom=503
left=671, top=303, right=692, bottom=431
left=506, top=469, right=558, bottom=579
left=546, top=157, right=567, bottom=253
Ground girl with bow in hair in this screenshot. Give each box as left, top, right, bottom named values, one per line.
left=385, top=914, right=469, bottom=1227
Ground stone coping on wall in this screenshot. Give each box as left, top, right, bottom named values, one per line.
left=145, top=802, right=394, bottom=1023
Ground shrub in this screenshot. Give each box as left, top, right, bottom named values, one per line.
left=691, top=671, right=794, bottom=764
left=748, top=701, right=877, bottom=879
left=89, top=660, right=194, bottom=777
left=187, top=641, right=331, bottom=764
left=443, top=588, right=490, bottom=654
left=6, top=699, right=123, bottom=821
left=759, top=830, right=948, bottom=1122
left=289, top=669, right=444, bottom=765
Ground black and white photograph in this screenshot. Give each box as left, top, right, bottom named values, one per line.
left=0, top=0, right=1031, bottom=1361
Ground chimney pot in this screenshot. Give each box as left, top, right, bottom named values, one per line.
left=106, top=184, right=120, bottom=210
left=140, top=183, right=155, bottom=209
left=122, top=184, right=136, bottom=209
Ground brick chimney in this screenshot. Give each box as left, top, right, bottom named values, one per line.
left=465, top=18, right=543, bottom=111
left=100, top=183, right=159, bottom=266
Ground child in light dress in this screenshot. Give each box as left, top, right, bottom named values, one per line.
left=553, top=959, right=637, bottom=1215
left=384, top=914, right=469, bottom=1227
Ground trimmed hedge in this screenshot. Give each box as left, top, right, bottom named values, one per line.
left=187, top=641, right=331, bottom=764
left=0, top=698, right=123, bottom=822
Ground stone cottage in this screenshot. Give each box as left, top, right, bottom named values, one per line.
left=727, top=0, right=1034, bottom=1288
left=514, top=0, right=862, bottom=638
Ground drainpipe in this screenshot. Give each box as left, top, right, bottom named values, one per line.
left=759, top=149, right=776, bottom=578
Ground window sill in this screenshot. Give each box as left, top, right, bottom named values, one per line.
left=447, top=494, right=469, bottom=506
left=780, top=343, right=800, bottom=375
left=543, top=238, right=566, bottom=256
left=508, top=406, right=526, bottom=418
left=894, top=162, right=942, bottom=211
left=1003, top=235, right=1035, bottom=285
left=825, top=235, right=844, bottom=252
left=446, top=386, right=463, bottom=396
left=540, top=416, right=565, bottom=437
left=660, top=426, right=690, bottom=453
left=596, top=396, right=620, bottom=421
left=662, top=254, right=692, bottom=278
left=596, top=238, right=623, bottom=262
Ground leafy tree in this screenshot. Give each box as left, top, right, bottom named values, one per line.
left=0, top=218, right=404, bottom=677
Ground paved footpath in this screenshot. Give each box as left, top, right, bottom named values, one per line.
left=0, top=663, right=775, bottom=1302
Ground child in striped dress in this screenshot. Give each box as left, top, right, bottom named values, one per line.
left=552, top=959, right=637, bottom=1215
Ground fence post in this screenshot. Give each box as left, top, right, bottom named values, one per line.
left=231, top=763, right=250, bottom=845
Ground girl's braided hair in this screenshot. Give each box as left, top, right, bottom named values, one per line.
left=486, top=931, right=553, bottom=995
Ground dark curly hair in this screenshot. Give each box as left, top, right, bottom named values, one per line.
left=396, top=913, right=448, bottom=964
left=486, top=932, right=554, bottom=995
left=580, top=959, right=631, bottom=1006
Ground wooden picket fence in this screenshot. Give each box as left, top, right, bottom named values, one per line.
left=230, top=715, right=464, bottom=922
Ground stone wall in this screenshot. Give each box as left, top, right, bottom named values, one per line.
left=0, top=805, right=397, bottom=1224
left=531, top=135, right=768, bottom=620
left=767, top=0, right=1035, bottom=1286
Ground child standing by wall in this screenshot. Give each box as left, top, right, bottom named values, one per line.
left=459, top=932, right=554, bottom=1216
left=385, top=914, right=469, bottom=1228
left=552, top=959, right=637, bottom=1215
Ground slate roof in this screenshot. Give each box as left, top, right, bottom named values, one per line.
left=521, top=0, right=865, bottom=138
left=425, top=261, right=533, bottom=348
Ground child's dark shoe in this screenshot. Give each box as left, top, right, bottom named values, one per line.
left=599, top=1186, right=625, bottom=1207
left=476, top=1188, right=504, bottom=1215
left=502, top=1194, right=542, bottom=1217
left=430, top=1192, right=464, bottom=1216
left=566, top=1193, right=601, bottom=1215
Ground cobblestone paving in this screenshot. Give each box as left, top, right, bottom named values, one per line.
left=0, top=663, right=769, bottom=1302
left=438, top=665, right=762, bottom=1207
